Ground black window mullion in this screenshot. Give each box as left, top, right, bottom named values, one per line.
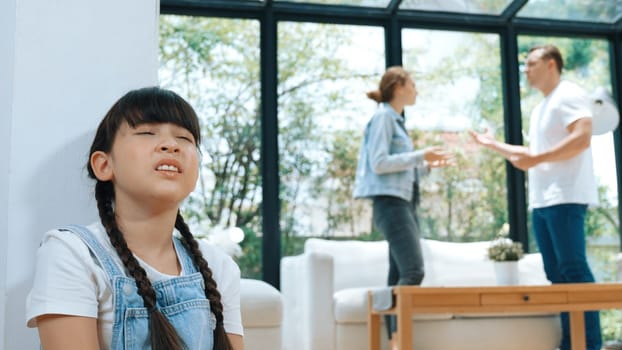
left=500, top=26, right=529, bottom=251
left=385, top=14, right=402, bottom=67
left=609, top=34, right=622, bottom=250
left=260, top=5, right=280, bottom=289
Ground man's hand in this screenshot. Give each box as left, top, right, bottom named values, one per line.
left=469, top=128, right=531, bottom=168
left=468, top=128, right=496, bottom=148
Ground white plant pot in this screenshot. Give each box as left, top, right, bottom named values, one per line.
left=493, top=261, right=519, bottom=285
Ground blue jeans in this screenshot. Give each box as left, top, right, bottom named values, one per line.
left=532, top=204, right=602, bottom=350
left=372, top=195, right=424, bottom=338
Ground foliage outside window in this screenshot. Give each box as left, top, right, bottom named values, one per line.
left=402, top=29, right=507, bottom=242
left=159, top=15, right=263, bottom=278
left=277, top=22, right=385, bottom=254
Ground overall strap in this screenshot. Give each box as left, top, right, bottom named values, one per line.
left=173, top=236, right=199, bottom=274
left=59, top=224, right=126, bottom=280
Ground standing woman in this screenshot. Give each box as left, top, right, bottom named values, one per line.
left=353, top=66, right=453, bottom=348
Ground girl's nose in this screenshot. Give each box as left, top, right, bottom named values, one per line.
left=159, top=137, right=180, bottom=153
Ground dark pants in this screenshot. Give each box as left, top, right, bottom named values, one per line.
left=532, top=203, right=602, bottom=350
left=372, top=195, right=424, bottom=339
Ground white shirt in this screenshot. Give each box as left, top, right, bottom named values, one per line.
left=26, top=222, right=243, bottom=349
left=528, top=80, right=599, bottom=209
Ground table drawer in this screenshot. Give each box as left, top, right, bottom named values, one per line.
left=411, top=293, right=480, bottom=307
left=481, top=292, right=568, bottom=305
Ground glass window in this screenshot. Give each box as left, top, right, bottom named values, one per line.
left=275, top=0, right=391, bottom=7
left=400, top=0, right=513, bottom=15
left=159, top=15, right=262, bottom=278
left=277, top=22, right=385, bottom=256
left=402, top=29, right=505, bottom=242
left=518, top=0, right=622, bottom=23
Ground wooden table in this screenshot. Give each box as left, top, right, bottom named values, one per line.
left=368, top=283, right=622, bottom=350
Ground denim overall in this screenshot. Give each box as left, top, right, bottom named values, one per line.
left=62, top=224, right=214, bottom=350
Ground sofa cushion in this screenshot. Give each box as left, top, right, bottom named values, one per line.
left=420, top=239, right=496, bottom=286
left=304, top=238, right=389, bottom=291
left=240, top=278, right=283, bottom=327
left=420, top=239, right=550, bottom=287
left=519, top=253, right=550, bottom=285
left=333, top=287, right=452, bottom=323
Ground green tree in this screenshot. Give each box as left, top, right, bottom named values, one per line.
left=277, top=22, right=380, bottom=243
left=403, top=30, right=507, bottom=242
left=160, top=16, right=262, bottom=233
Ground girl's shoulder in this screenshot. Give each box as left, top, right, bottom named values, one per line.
left=38, top=222, right=122, bottom=278
left=39, top=223, right=107, bottom=258
left=27, top=223, right=111, bottom=327
left=194, top=238, right=241, bottom=277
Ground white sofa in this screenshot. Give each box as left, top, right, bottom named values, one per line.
left=240, top=278, right=283, bottom=350
left=280, top=238, right=561, bottom=350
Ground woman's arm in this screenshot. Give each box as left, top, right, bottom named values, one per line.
left=37, top=314, right=99, bottom=350
left=367, top=114, right=450, bottom=174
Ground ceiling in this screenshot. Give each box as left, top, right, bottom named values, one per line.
left=162, top=0, right=622, bottom=36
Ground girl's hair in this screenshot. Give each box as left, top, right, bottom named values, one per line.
left=367, top=66, right=411, bottom=103
left=87, top=87, right=233, bottom=350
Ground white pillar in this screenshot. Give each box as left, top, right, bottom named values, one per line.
left=0, top=0, right=160, bottom=348
left=0, top=0, right=17, bottom=346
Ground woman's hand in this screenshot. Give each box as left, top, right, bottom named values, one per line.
left=423, top=146, right=455, bottom=168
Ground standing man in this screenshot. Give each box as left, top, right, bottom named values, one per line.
left=470, top=44, right=601, bottom=350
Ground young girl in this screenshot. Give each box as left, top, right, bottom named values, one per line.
left=26, top=87, right=244, bottom=350
left=353, top=66, right=453, bottom=349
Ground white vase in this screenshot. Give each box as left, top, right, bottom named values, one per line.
left=493, top=261, right=519, bottom=285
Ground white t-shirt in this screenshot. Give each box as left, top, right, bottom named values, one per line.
left=26, top=222, right=243, bottom=349
left=528, top=80, right=599, bottom=209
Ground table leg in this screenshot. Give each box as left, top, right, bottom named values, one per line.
left=368, top=292, right=381, bottom=350
left=395, top=291, right=412, bottom=350
left=569, top=311, right=586, bottom=350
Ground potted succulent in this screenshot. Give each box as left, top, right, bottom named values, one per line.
left=487, top=223, right=524, bottom=285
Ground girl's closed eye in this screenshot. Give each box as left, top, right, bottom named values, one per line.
left=176, top=134, right=194, bottom=143
left=134, top=126, right=156, bottom=136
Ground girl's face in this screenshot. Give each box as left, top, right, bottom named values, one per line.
left=91, top=121, right=200, bottom=210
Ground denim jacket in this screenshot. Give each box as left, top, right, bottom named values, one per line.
left=353, top=103, right=427, bottom=202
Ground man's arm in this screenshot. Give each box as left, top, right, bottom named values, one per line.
left=510, top=117, right=592, bottom=170
left=469, top=117, right=592, bottom=171
left=532, top=117, right=592, bottom=162
left=468, top=129, right=529, bottom=161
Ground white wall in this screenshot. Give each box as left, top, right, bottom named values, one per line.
left=0, top=0, right=17, bottom=345
left=1, top=0, right=160, bottom=348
